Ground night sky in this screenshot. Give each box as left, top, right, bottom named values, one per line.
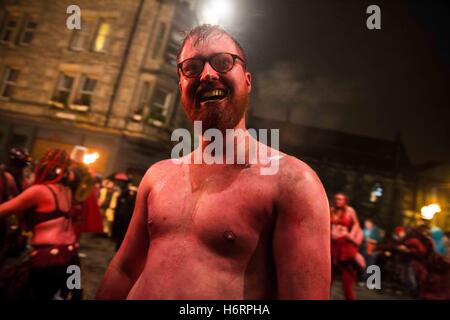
left=218, top=0, right=450, bottom=164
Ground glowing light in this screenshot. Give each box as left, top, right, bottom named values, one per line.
left=200, top=0, right=232, bottom=25
left=420, top=203, right=441, bottom=220
left=83, top=152, right=99, bottom=165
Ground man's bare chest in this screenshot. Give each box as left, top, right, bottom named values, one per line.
left=146, top=167, right=276, bottom=258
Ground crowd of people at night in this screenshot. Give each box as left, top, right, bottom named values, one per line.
left=0, top=146, right=137, bottom=300
left=330, top=193, right=450, bottom=300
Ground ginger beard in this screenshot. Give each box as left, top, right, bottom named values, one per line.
left=185, top=83, right=248, bottom=133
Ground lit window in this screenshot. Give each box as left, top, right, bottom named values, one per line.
left=132, top=82, right=151, bottom=122
left=370, top=183, right=383, bottom=203
left=0, top=16, right=20, bottom=44
left=151, top=22, right=167, bottom=59
left=69, top=20, right=90, bottom=50
left=93, top=20, right=111, bottom=52
left=51, top=74, right=74, bottom=108
left=19, top=18, right=37, bottom=44
left=0, top=67, right=20, bottom=98
left=149, top=87, right=171, bottom=125
left=72, top=75, right=97, bottom=111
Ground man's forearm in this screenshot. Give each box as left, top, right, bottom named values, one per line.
left=96, top=263, right=135, bottom=300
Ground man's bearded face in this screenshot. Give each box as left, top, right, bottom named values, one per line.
left=178, top=34, right=252, bottom=132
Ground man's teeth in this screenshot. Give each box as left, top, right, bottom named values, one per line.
left=202, top=89, right=226, bottom=99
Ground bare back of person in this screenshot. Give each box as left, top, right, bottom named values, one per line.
left=29, top=184, right=76, bottom=245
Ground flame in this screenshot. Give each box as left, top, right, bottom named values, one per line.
left=83, top=152, right=99, bottom=165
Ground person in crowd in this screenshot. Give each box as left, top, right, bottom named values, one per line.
left=68, top=146, right=103, bottom=237
left=401, top=224, right=450, bottom=299
left=0, top=147, right=33, bottom=259
left=330, top=192, right=365, bottom=300
left=111, top=172, right=137, bottom=251
left=430, top=226, right=448, bottom=256
left=0, top=165, right=19, bottom=264
left=0, top=149, right=81, bottom=300
left=361, top=219, right=383, bottom=267
left=98, top=178, right=120, bottom=237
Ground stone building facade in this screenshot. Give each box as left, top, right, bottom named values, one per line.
left=0, top=0, right=195, bottom=178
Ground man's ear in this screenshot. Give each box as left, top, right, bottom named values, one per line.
left=245, top=71, right=252, bottom=93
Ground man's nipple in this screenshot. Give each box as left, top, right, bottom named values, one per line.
left=223, top=230, right=236, bottom=242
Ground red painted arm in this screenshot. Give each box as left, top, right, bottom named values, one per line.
left=273, top=157, right=331, bottom=299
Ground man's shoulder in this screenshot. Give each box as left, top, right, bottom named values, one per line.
left=140, top=158, right=181, bottom=186
left=278, top=154, right=321, bottom=186
left=275, top=154, right=327, bottom=202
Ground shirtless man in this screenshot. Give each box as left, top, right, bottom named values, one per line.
left=96, top=25, right=330, bottom=300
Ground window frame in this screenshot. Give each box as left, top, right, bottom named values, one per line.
left=50, top=72, right=97, bottom=112
left=147, top=85, right=173, bottom=127
left=0, top=14, right=20, bottom=45
left=69, top=18, right=92, bottom=51
left=18, top=15, right=38, bottom=45
left=132, top=81, right=152, bottom=122
left=150, top=21, right=168, bottom=60
left=0, top=67, right=20, bottom=99
left=70, top=75, right=97, bottom=112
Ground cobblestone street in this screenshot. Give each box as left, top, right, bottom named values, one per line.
left=79, top=233, right=415, bottom=300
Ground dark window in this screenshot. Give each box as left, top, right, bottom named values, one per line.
left=19, top=18, right=37, bottom=44
left=51, top=74, right=74, bottom=108
left=133, top=81, right=151, bottom=122
left=151, top=22, right=167, bottom=59
left=0, top=16, right=19, bottom=44
left=69, top=20, right=91, bottom=50
left=72, top=75, right=96, bottom=111
left=165, top=29, right=183, bottom=66
left=0, top=67, right=20, bottom=98
left=149, top=86, right=171, bottom=125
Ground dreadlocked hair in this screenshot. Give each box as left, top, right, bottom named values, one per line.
left=34, top=149, right=71, bottom=185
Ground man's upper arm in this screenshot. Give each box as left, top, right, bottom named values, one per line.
left=273, top=158, right=330, bottom=299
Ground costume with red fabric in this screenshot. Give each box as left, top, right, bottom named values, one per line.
left=331, top=208, right=359, bottom=300
left=73, top=187, right=103, bottom=237
left=331, top=210, right=358, bottom=264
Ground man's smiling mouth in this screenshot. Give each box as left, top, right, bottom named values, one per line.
left=198, top=89, right=228, bottom=103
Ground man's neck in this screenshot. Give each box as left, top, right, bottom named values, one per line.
left=196, top=117, right=255, bottom=165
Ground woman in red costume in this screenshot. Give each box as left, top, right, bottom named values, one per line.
left=0, top=149, right=80, bottom=300
left=330, top=193, right=365, bottom=300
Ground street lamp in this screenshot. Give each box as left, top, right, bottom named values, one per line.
left=420, top=203, right=441, bottom=220
left=200, top=0, right=232, bottom=25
